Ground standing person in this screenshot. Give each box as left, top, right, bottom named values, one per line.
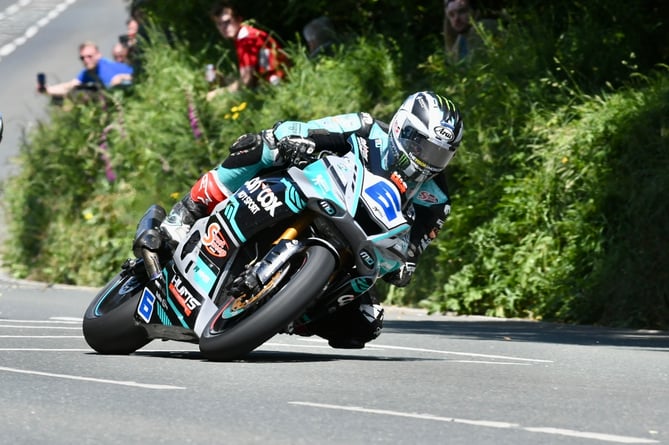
left=112, top=42, right=129, bottom=63
left=443, top=0, right=499, bottom=63
left=156, top=91, right=464, bottom=348
left=207, top=1, right=287, bottom=100
left=37, top=41, right=133, bottom=97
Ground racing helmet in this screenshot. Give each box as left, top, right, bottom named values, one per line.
left=388, top=91, right=463, bottom=183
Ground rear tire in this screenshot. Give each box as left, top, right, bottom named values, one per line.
left=199, top=245, right=335, bottom=361
left=83, top=272, right=150, bottom=354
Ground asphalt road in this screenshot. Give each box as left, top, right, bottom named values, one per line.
left=0, top=2, right=668, bottom=445
left=0, top=278, right=667, bottom=445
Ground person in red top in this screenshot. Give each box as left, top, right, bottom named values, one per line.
left=208, top=2, right=287, bottom=100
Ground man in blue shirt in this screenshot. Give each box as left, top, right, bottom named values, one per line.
left=40, top=41, right=133, bottom=96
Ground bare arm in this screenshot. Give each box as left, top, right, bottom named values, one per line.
left=42, top=79, right=81, bottom=96
left=109, top=73, right=132, bottom=86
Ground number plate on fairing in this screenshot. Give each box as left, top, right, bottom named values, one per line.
left=361, top=174, right=406, bottom=230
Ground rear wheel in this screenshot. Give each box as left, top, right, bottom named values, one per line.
left=82, top=271, right=151, bottom=354
left=199, top=245, right=335, bottom=361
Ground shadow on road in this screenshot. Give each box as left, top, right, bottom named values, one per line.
left=127, top=349, right=439, bottom=363
left=384, top=318, right=669, bottom=349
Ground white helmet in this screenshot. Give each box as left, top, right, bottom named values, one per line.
left=388, top=91, right=463, bottom=182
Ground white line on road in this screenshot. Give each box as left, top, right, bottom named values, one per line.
left=0, top=365, right=185, bottom=390
left=297, top=337, right=553, bottom=363
left=0, top=348, right=95, bottom=351
left=371, top=342, right=553, bottom=363
left=0, top=0, right=33, bottom=21
left=289, top=402, right=659, bottom=444
left=0, top=335, right=82, bottom=338
left=50, top=317, right=83, bottom=322
left=0, top=324, right=80, bottom=329
left=0, top=319, right=80, bottom=324
left=0, top=0, right=79, bottom=63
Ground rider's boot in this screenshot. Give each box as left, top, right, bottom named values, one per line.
left=160, top=170, right=228, bottom=247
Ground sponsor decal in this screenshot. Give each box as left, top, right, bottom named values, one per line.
left=137, top=287, right=156, bottom=323
left=434, top=125, right=454, bottom=141
left=389, top=171, right=407, bottom=194
left=365, top=181, right=401, bottom=221
left=168, top=275, right=201, bottom=317
left=416, top=191, right=438, bottom=204
left=357, top=137, right=369, bottom=160
left=237, top=190, right=261, bottom=214
left=245, top=177, right=283, bottom=217
left=203, top=222, right=228, bottom=258
left=336, top=294, right=356, bottom=307
left=359, top=249, right=375, bottom=268
left=193, top=172, right=216, bottom=207
left=319, top=200, right=336, bottom=216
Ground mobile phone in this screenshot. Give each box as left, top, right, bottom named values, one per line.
left=37, top=72, right=46, bottom=92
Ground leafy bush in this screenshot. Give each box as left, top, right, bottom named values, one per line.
left=4, top=0, right=668, bottom=328
left=3, top=32, right=402, bottom=285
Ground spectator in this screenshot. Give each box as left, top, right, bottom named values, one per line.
left=303, top=16, right=338, bottom=59
left=38, top=41, right=133, bottom=97
left=112, top=42, right=129, bottom=63
left=207, top=1, right=288, bottom=100
left=443, top=0, right=499, bottom=63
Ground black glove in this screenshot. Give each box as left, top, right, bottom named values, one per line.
left=277, top=136, right=317, bottom=168
left=383, top=261, right=416, bottom=287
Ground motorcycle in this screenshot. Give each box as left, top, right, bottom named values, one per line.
left=82, top=138, right=411, bottom=361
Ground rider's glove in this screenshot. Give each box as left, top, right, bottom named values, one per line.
left=383, top=261, right=416, bottom=288
left=277, top=136, right=317, bottom=168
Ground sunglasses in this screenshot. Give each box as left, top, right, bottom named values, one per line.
left=79, top=54, right=96, bottom=61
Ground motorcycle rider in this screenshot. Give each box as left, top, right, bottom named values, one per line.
left=160, top=91, right=464, bottom=348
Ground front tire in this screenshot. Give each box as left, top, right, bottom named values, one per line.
left=199, top=245, right=335, bottom=361
left=83, top=272, right=151, bottom=354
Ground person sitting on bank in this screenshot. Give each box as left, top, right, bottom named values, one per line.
left=38, top=41, right=133, bottom=97
left=206, top=1, right=288, bottom=100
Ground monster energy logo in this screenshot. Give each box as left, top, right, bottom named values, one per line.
left=395, top=154, right=411, bottom=169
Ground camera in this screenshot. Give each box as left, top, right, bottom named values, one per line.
left=37, top=72, right=46, bottom=93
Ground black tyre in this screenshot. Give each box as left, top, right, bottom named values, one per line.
left=199, top=245, right=335, bottom=361
left=83, top=272, right=151, bottom=354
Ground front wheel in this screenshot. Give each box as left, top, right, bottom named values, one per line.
left=199, top=245, right=335, bottom=361
left=82, top=271, right=151, bottom=354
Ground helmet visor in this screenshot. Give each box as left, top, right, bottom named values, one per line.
left=399, top=125, right=456, bottom=171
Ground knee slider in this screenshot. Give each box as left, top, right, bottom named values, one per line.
left=222, top=133, right=264, bottom=168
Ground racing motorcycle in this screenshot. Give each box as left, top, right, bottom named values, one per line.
left=82, top=139, right=411, bottom=361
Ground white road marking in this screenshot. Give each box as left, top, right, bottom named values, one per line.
left=0, top=0, right=79, bottom=63
left=297, top=337, right=552, bottom=363
left=0, top=335, right=82, bottom=338
left=50, top=317, right=82, bottom=322
left=0, top=319, right=80, bottom=324
left=0, top=348, right=94, bottom=351
left=289, top=402, right=659, bottom=444
left=0, top=324, right=80, bottom=329
left=369, top=342, right=553, bottom=363
left=0, top=365, right=185, bottom=390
